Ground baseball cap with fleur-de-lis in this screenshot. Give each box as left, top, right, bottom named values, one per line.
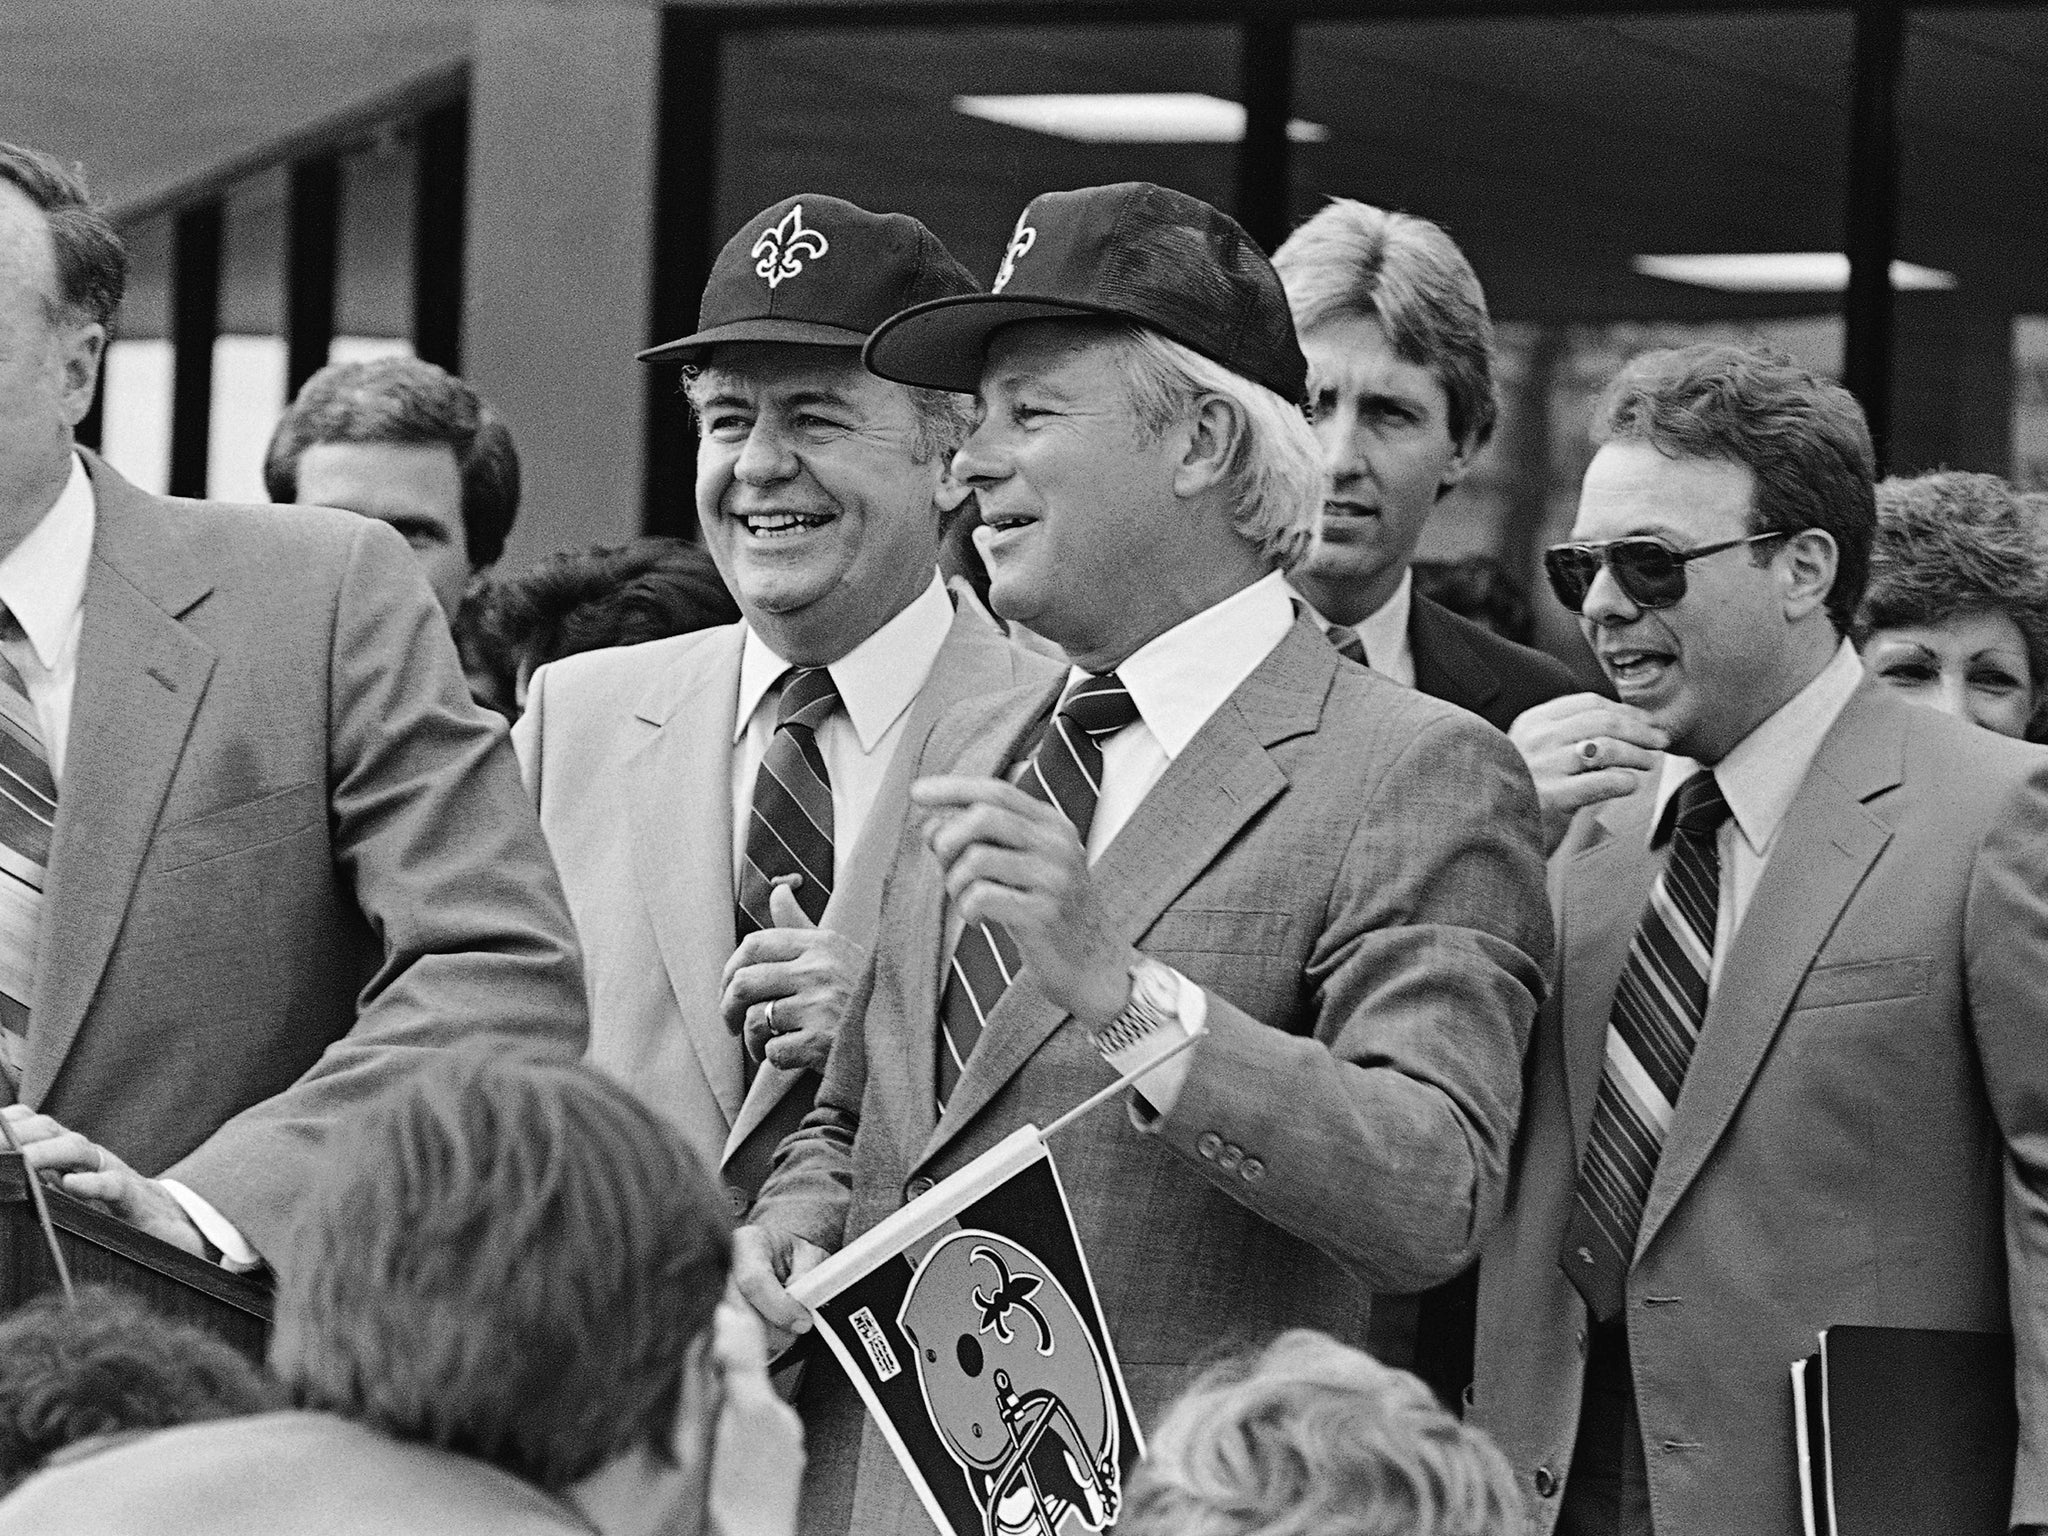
left=637, top=193, right=980, bottom=365
left=863, top=182, right=1308, bottom=406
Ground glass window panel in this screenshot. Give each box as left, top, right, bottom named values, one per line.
left=718, top=23, right=1242, bottom=283
left=336, top=131, right=415, bottom=345
left=101, top=215, right=173, bottom=492
left=1294, top=12, right=1854, bottom=671
left=1895, top=9, right=2048, bottom=483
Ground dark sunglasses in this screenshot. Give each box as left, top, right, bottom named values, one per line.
left=1543, top=532, right=1791, bottom=612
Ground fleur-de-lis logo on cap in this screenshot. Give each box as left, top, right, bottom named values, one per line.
left=993, top=214, right=1037, bottom=293
left=751, top=204, right=830, bottom=289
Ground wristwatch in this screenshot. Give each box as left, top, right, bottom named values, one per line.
left=1095, top=956, right=1185, bottom=1057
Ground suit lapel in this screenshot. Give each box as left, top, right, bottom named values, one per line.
left=916, top=625, right=1328, bottom=1170
left=723, top=601, right=1031, bottom=1158
left=1556, top=784, right=1659, bottom=1157
left=1409, top=595, right=1500, bottom=720
left=29, top=460, right=216, bottom=1100
left=1635, top=686, right=1901, bottom=1257
left=624, top=628, right=747, bottom=1128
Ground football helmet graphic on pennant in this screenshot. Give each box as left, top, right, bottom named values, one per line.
left=898, top=1231, right=1121, bottom=1536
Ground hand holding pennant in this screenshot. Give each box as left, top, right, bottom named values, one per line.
left=782, top=1036, right=1195, bottom=1536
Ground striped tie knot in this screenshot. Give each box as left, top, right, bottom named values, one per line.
left=775, top=666, right=840, bottom=732
left=1659, top=769, right=1731, bottom=846
left=1057, top=672, right=1138, bottom=739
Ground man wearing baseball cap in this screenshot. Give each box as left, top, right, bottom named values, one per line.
left=512, top=195, right=1059, bottom=1210
left=738, top=183, right=1553, bottom=1535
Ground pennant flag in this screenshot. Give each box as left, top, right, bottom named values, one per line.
left=789, top=1126, right=1143, bottom=1536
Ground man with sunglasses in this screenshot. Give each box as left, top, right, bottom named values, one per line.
left=1471, top=342, right=2048, bottom=1536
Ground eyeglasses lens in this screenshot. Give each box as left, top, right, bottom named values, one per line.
left=1544, top=542, right=1688, bottom=612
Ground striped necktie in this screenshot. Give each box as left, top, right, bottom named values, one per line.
left=1328, top=624, right=1370, bottom=668
left=934, top=672, right=1139, bottom=1109
left=735, top=667, right=840, bottom=942
left=0, top=609, right=55, bottom=1096
left=1560, top=768, right=1732, bottom=1321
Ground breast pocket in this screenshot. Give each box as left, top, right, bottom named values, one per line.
left=1790, top=955, right=1933, bottom=1012
left=149, top=781, right=327, bottom=873
left=1143, top=907, right=1296, bottom=959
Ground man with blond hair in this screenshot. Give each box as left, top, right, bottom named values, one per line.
left=735, top=181, right=1552, bottom=1536
left=1274, top=197, right=1578, bottom=731
left=1121, top=1329, right=1523, bottom=1536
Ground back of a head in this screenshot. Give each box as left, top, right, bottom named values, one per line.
left=263, top=356, right=521, bottom=569
left=268, top=1048, right=732, bottom=1495
left=1273, top=197, right=1498, bottom=452
left=1120, top=1331, right=1522, bottom=1536
left=0, top=1286, right=277, bottom=1495
left=1594, top=341, right=1876, bottom=633
left=460, top=537, right=741, bottom=712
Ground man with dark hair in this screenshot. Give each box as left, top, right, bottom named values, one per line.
left=0, top=1287, right=277, bottom=1495
left=1473, top=343, right=2048, bottom=1536
left=0, top=140, right=584, bottom=1270
left=460, top=536, right=741, bottom=717
left=1272, top=198, right=1579, bottom=731
left=737, top=182, right=1550, bottom=1536
left=0, top=1050, right=804, bottom=1536
left=264, top=356, right=521, bottom=617
left=514, top=196, right=1059, bottom=1210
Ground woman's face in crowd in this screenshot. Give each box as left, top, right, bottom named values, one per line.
left=1862, top=608, right=2038, bottom=738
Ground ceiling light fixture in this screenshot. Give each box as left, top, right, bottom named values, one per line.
left=954, top=93, right=1328, bottom=145
left=1633, top=253, right=1957, bottom=293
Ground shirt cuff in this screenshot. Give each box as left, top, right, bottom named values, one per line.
left=160, top=1180, right=263, bottom=1272
left=1105, top=966, right=1208, bottom=1124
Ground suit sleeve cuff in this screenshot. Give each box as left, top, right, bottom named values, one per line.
left=160, top=1180, right=264, bottom=1272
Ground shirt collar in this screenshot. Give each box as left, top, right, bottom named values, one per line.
left=735, top=572, right=953, bottom=752
left=1288, top=568, right=1412, bottom=670
left=0, top=453, right=94, bottom=667
left=1089, top=570, right=1294, bottom=759
left=1652, top=638, right=1865, bottom=856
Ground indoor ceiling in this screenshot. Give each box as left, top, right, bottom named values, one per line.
left=1, top=0, right=477, bottom=220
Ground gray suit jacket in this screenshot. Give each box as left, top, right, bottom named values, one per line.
left=753, top=618, right=1553, bottom=1535
left=0, top=1413, right=591, bottom=1536
left=26, top=455, right=587, bottom=1258
left=513, top=594, right=1059, bottom=1190
left=1473, top=681, right=2048, bottom=1535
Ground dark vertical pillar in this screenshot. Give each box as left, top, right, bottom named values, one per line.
left=413, top=98, right=470, bottom=372
left=168, top=201, right=223, bottom=499
left=286, top=155, right=341, bottom=395
left=1236, top=15, right=1295, bottom=253
left=643, top=12, right=722, bottom=540
left=1842, top=0, right=1906, bottom=471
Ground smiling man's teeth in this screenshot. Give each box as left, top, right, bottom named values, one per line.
left=741, top=511, right=832, bottom=537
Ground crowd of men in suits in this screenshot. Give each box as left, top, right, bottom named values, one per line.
left=0, top=129, right=2044, bottom=1536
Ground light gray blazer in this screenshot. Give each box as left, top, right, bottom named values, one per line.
left=1474, top=681, right=2048, bottom=1536
left=514, top=593, right=1059, bottom=1187
left=753, top=618, right=1553, bottom=1535
left=29, top=455, right=587, bottom=1258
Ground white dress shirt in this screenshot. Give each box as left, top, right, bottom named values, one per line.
left=0, top=455, right=257, bottom=1269
left=1290, top=567, right=1416, bottom=687
left=731, top=573, right=954, bottom=888
left=956, top=571, right=1297, bottom=1116
left=1650, top=638, right=1865, bottom=987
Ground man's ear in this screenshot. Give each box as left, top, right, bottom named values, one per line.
left=1172, top=392, right=1246, bottom=498
left=1779, top=527, right=1839, bottom=622
left=58, top=319, right=105, bottom=431
left=1432, top=428, right=1482, bottom=505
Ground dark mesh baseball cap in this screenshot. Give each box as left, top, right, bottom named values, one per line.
left=863, top=182, right=1308, bottom=405
left=638, top=194, right=979, bottom=365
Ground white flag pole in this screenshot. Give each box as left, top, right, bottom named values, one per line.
left=1040, top=1030, right=1202, bottom=1144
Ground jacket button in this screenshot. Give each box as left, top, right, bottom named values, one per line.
left=1239, top=1158, right=1265, bottom=1184
left=1197, top=1133, right=1223, bottom=1160
left=1217, top=1143, right=1244, bottom=1171
left=1533, top=1465, right=1559, bottom=1498
left=905, top=1177, right=934, bottom=1200
left=725, top=1185, right=749, bottom=1217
